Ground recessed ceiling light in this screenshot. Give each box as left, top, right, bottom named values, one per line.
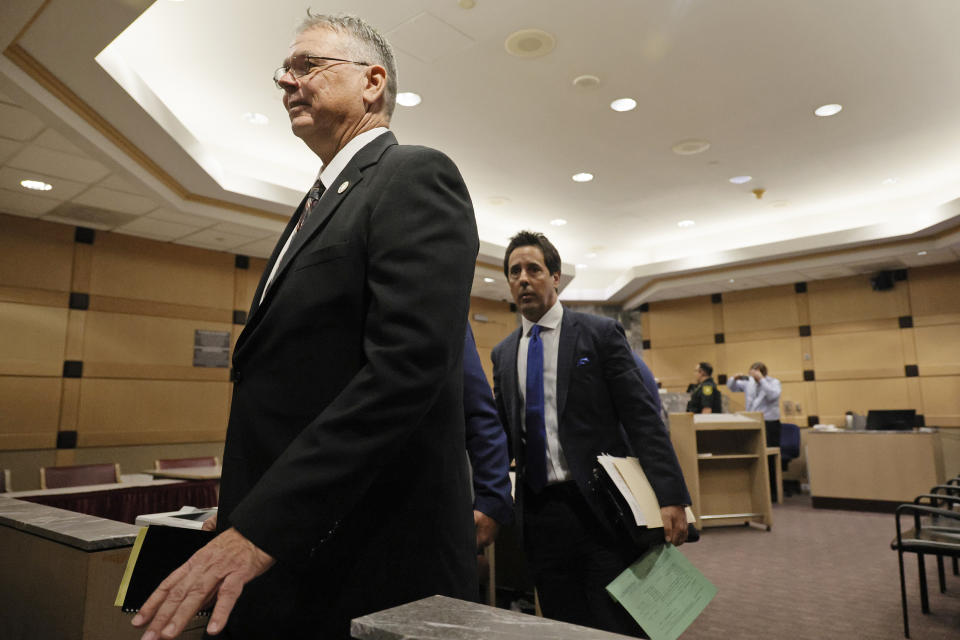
left=883, top=178, right=898, bottom=185
left=728, top=278, right=736, bottom=283
left=610, top=98, right=637, bottom=112
left=572, top=172, right=593, bottom=182
left=585, top=252, right=598, bottom=259
left=505, top=29, right=556, bottom=58
left=677, top=220, right=695, bottom=228
left=917, top=250, right=928, bottom=256
left=576, top=264, right=588, bottom=269
left=20, top=179, right=52, bottom=191
left=242, top=112, right=269, bottom=125
left=458, top=0, right=476, bottom=8
left=572, top=74, right=600, bottom=89
left=672, top=139, right=711, bottom=155
left=396, top=92, right=422, bottom=107
left=729, top=175, right=752, bottom=184
left=814, top=103, right=843, bottom=117
left=483, top=276, right=495, bottom=283
left=550, top=218, right=567, bottom=226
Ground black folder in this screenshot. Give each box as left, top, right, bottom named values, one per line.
left=115, top=525, right=217, bottom=613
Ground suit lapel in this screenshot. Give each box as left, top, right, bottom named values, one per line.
left=501, top=329, right=523, bottom=456
left=243, top=131, right=399, bottom=333
left=556, top=307, right=578, bottom=419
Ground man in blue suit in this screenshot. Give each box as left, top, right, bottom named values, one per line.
left=492, top=231, right=690, bottom=636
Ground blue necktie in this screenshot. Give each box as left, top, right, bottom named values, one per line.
left=525, top=324, right=547, bottom=492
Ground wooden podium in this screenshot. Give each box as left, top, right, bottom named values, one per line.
left=669, top=412, right=773, bottom=530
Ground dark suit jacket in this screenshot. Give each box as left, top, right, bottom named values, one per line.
left=491, top=307, right=690, bottom=534
left=463, top=323, right=513, bottom=525
left=218, top=131, right=479, bottom=637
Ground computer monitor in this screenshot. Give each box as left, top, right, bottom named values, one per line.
left=865, top=409, right=916, bottom=431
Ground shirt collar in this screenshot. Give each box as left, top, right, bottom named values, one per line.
left=521, top=299, right=563, bottom=337
left=318, top=127, right=390, bottom=189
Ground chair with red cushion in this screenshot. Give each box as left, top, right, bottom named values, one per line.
left=40, top=463, right=120, bottom=489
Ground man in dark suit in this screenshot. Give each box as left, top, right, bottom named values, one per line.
left=492, top=231, right=691, bottom=637
left=134, top=13, right=478, bottom=640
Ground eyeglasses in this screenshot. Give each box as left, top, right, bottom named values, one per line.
left=273, top=55, right=370, bottom=88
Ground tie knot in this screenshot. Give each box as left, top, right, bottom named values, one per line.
left=530, top=324, right=541, bottom=339
left=308, top=178, right=324, bottom=200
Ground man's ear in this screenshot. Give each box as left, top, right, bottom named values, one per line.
left=363, top=64, right=387, bottom=107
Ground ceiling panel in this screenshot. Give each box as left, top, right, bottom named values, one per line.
left=114, top=216, right=197, bottom=240
left=0, top=137, right=23, bottom=164
left=209, top=221, right=277, bottom=239
left=0, top=103, right=44, bottom=141
left=0, top=187, right=63, bottom=218
left=7, top=145, right=110, bottom=184
left=42, top=202, right=140, bottom=230
left=147, top=207, right=216, bottom=227
left=178, top=228, right=261, bottom=250
left=97, top=174, right=147, bottom=195
left=234, top=236, right=282, bottom=259
left=32, top=128, right=84, bottom=155
left=71, top=186, right=158, bottom=215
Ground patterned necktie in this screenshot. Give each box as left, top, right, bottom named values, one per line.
left=525, top=324, right=547, bottom=492
left=296, top=178, right=325, bottom=232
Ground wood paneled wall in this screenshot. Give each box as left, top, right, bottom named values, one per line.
left=0, top=212, right=518, bottom=487
left=642, top=264, right=960, bottom=428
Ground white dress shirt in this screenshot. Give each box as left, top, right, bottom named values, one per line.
left=261, top=127, right=390, bottom=302
left=517, top=300, right=571, bottom=484
left=728, top=375, right=782, bottom=420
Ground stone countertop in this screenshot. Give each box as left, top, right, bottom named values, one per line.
left=351, top=595, right=636, bottom=640
left=0, top=496, right=139, bottom=551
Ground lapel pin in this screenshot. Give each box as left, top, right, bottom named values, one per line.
left=338, top=180, right=350, bottom=194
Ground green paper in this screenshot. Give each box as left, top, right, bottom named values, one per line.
left=606, top=544, right=716, bottom=640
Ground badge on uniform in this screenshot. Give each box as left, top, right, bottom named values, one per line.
left=703, top=385, right=713, bottom=395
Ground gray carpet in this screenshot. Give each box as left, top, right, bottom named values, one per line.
left=679, top=495, right=960, bottom=639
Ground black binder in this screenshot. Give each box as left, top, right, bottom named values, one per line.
left=115, top=525, right=217, bottom=613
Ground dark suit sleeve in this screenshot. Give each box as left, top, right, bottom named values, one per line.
left=228, top=148, right=478, bottom=563
left=463, top=324, right=514, bottom=524
left=632, top=353, right=662, bottom=415
left=600, top=321, right=692, bottom=507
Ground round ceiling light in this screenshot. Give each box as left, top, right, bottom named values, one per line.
left=20, top=179, right=52, bottom=191
left=505, top=29, right=556, bottom=58
left=396, top=92, right=422, bottom=107
left=550, top=218, right=567, bottom=226
left=483, top=276, right=495, bottom=283
left=814, top=103, right=843, bottom=117
left=672, top=139, right=711, bottom=155
left=576, top=263, right=588, bottom=269
left=677, top=220, right=695, bottom=228
left=917, top=250, right=928, bottom=256
left=729, top=175, right=752, bottom=184
left=572, top=172, right=594, bottom=182
left=242, top=112, right=269, bottom=125
left=610, top=98, right=637, bottom=112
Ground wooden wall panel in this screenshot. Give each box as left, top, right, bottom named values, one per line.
left=914, top=325, right=960, bottom=376
left=815, top=378, right=911, bottom=424
left=469, top=297, right=517, bottom=385
left=645, top=296, right=715, bottom=347
left=0, top=214, right=74, bottom=292
left=920, top=376, right=960, bottom=427
left=89, top=233, right=234, bottom=309
left=807, top=275, right=909, bottom=325
left=0, top=302, right=68, bottom=376
left=234, top=258, right=268, bottom=313
left=81, top=311, right=232, bottom=380
left=909, top=263, right=960, bottom=320
left=722, top=285, right=799, bottom=333
left=721, top=337, right=804, bottom=382
left=645, top=344, right=718, bottom=391
left=0, top=376, right=60, bottom=450
left=811, top=329, right=905, bottom=380
left=76, top=379, right=230, bottom=446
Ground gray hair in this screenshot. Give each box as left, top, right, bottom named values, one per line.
left=297, top=12, right=398, bottom=120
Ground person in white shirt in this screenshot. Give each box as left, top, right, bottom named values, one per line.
left=728, top=361, right=782, bottom=501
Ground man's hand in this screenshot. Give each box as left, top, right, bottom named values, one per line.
left=660, top=505, right=688, bottom=546
left=749, top=368, right=763, bottom=382
left=474, top=510, right=500, bottom=550
left=201, top=512, right=217, bottom=531
left=132, top=527, right=275, bottom=639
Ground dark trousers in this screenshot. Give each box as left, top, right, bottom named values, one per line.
left=764, top=419, right=781, bottom=503
left=523, top=481, right=646, bottom=637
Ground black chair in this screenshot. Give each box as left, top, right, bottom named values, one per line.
left=892, top=496, right=960, bottom=637
left=779, top=423, right=801, bottom=495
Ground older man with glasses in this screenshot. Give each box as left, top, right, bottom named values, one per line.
left=134, top=13, right=479, bottom=640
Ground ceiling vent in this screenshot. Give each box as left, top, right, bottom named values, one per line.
left=46, top=203, right=139, bottom=228
left=505, top=29, right=556, bottom=58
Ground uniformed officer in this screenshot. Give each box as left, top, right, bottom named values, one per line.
left=686, top=362, right=722, bottom=413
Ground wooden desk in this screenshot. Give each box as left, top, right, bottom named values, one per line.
left=144, top=465, right=222, bottom=480
left=9, top=478, right=218, bottom=524
left=806, top=429, right=944, bottom=510
left=669, top=412, right=772, bottom=529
